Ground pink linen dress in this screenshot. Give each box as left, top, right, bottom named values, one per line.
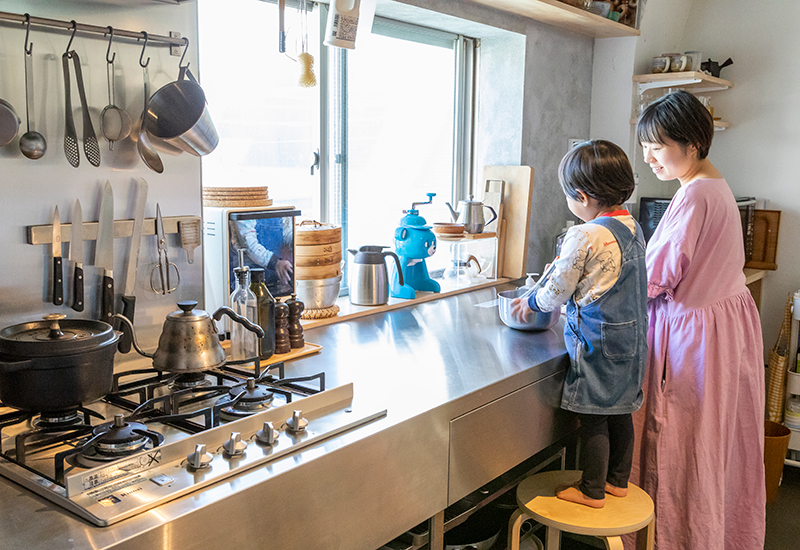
left=639, top=178, right=765, bottom=549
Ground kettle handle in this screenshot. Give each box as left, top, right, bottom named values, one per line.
left=483, top=205, right=498, bottom=228
left=213, top=307, right=266, bottom=338
left=111, top=314, right=154, bottom=358
left=384, top=251, right=404, bottom=287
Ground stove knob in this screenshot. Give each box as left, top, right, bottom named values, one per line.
left=222, top=432, right=247, bottom=456
left=286, top=410, right=308, bottom=433
left=256, top=421, right=280, bottom=446
left=187, top=444, right=213, bottom=470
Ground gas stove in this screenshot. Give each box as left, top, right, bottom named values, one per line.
left=0, top=361, right=386, bottom=526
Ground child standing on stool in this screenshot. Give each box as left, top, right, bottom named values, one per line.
left=511, top=140, right=647, bottom=508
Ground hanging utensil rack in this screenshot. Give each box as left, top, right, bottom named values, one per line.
left=0, top=10, right=186, bottom=51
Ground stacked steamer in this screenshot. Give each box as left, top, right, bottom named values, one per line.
left=295, top=220, right=342, bottom=319
left=202, top=186, right=272, bottom=207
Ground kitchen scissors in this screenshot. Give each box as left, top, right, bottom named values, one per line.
left=150, top=204, right=180, bottom=294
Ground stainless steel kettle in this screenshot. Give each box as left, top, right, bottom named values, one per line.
left=446, top=195, right=498, bottom=234
left=348, top=246, right=404, bottom=306
left=113, top=301, right=264, bottom=373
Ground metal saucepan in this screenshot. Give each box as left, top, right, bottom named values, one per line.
left=498, top=263, right=559, bottom=331
left=0, top=315, right=120, bottom=411
left=114, top=301, right=264, bottom=373
left=0, top=98, right=20, bottom=146
left=144, top=67, right=219, bottom=156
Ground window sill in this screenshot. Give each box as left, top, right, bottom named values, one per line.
left=301, top=277, right=512, bottom=329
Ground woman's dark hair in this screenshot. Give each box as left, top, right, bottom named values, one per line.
left=637, top=90, right=714, bottom=159
left=558, top=140, right=635, bottom=208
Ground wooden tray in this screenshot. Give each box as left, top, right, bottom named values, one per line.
left=745, top=210, right=780, bottom=270
left=221, top=342, right=322, bottom=368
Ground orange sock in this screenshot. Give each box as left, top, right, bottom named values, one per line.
left=604, top=482, right=628, bottom=497
left=556, top=486, right=605, bottom=508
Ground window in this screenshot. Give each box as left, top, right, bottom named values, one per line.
left=199, top=0, right=477, bottom=288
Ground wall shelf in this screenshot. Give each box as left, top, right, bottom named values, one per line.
left=633, top=71, right=733, bottom=95
left=468, top=0, right=640, bottom=38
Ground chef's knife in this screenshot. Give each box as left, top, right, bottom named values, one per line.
left=69, top=200, right=85, bottom=312
left=118, top=179, right=148, bottom=353
left=95, top=181, right=115, bottom=324
left=51, top=206, right=63, bottom=306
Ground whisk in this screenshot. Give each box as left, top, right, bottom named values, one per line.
left=298, top=0, right=316, bottom=87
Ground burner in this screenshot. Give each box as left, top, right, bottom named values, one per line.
left=170, top=372, right=212, bottom=390
left=220, top=378, right=275, bottom=419
left=33, top=409, right=83, bottom=428
left=72, top=414, right=163, bottom=467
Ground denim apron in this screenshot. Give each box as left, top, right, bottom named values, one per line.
left=561, top=217, right=647, bottom=414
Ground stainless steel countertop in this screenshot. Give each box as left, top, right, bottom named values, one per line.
left=0, top=282, right=570, bottom=550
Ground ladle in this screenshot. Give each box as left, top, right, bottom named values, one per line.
left=19, top=18, right=46, bottom=160
left=136, top=35, right=163, bottom=173
left=137, top=65, right=163, bottom=173
left=100, top=29, right=131, bottom=151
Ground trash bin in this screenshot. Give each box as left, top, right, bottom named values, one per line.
left=764, top=420, right=791, bottom=502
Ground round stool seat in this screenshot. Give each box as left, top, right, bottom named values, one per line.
left=507, top=470, right=654, bottom=550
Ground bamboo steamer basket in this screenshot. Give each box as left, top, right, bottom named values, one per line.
left=295, top=221, right=342, bottom=280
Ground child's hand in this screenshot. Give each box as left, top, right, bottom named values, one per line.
left=509, top=297, right=532, bottom=323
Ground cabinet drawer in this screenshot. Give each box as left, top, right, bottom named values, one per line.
left=447, top=370, right=576, bottom=505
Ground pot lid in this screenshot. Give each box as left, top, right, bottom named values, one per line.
left=166, top=301, right=211, bottom=323
left=0, top=314, right=117, bottom=357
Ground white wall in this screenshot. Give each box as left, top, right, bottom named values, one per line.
left=591, top=0, right=800, bottom=352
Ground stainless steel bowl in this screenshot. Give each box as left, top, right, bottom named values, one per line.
left=497, top=287, right=559, bottom=331
left=296, top=274, right=342, bottom=309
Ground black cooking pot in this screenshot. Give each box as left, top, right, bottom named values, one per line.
left=0, top=314, right=120, bottom=412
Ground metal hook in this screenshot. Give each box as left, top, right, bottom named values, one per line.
left=23, top=14, right=32, bottom=55
left=105, top=26, right=115, bottom=64
left=178, top=37, right=190, bottom=71
left=139, top=31, right=150, bottom=68
left=65, top=20, right=77, bottom=55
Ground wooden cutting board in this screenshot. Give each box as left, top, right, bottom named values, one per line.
left=482, top=179, right=504, bottom=233
left=481, top=166, right=534, bottom=279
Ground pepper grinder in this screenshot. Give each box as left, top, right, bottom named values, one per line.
left=274, top=302, right=291, bottom=355
left=286, top=294, right=305, bottom=349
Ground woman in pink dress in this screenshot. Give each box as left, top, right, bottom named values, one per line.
left=636, top=91, right=765, bottom=549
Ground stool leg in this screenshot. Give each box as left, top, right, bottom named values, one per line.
left=603, top=536, right=624, bottom=550
left=637, top=517, right=655, bottom=550
left=545, top=525, right=561, bottom=550
left=507, top=509, right=526, bottom=550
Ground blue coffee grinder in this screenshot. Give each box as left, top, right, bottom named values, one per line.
left=391, top=193, right=441, bottom=299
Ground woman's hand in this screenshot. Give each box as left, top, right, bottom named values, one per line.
left=509, top=297, right=532, bottom=323
left=276, top=259, right=293, bottom=284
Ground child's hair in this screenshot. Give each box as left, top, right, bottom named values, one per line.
left=558, top=140, right=635, bottom=208
left=637, top=90, right=714, bottom=159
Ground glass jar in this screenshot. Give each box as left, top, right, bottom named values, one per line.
left=229, top=266, right=258, bottom=361
left=249, top=268, right=276, bottom=360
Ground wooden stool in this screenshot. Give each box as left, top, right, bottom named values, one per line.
left=508, top=470, right=654, bottom=550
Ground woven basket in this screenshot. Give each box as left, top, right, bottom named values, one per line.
left=766, top=294, right=793, bottom=422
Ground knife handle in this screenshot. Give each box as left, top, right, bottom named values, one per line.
left=53, top=257, right=63, bottom=306
left=118, top=295, right=135, bottom=353
left=72, top=264, right=84, bottom=312
left=101, top=272, right=114, bottom=324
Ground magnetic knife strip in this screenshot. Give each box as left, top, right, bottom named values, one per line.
left=26, top=215, right=201, bottom=245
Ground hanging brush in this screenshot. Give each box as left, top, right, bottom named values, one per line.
left=298, top=0, right=316, bottom=87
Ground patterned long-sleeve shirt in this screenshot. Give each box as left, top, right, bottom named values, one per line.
left=530, top=213, right=636, bottom=312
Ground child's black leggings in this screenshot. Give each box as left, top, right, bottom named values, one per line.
left=577, top=412, right=634, bottom=500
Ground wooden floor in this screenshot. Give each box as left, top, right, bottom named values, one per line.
left=766, top=464, right=800, bottom=549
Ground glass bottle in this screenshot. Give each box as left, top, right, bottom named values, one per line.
left=229, top=266, right=258, bottom=361
left=249, top=267, right=276, bottom=360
